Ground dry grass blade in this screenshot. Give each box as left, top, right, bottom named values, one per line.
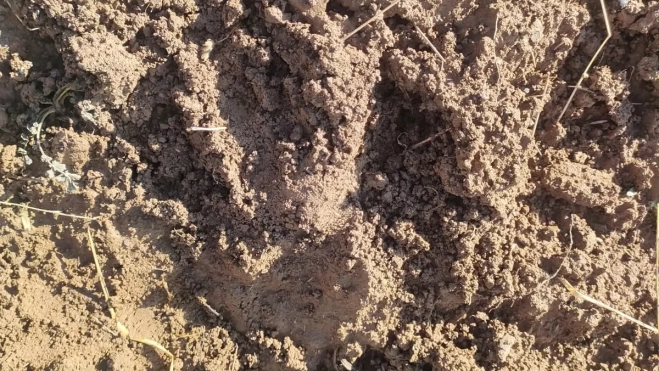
left=87, top=227, right=176, bottom=370
left=558, top=210, right=659, bottom=334
left=187, top=126, right=226, bottom=132
left=412, top=24, right=445, bottom=70
left=555, top=0, right=611, bottom=124
left=3, top=0, right=39, bottom=31
left=0, top=200, right=97, bottom=220
left=88, top=228, right=116, bottom=319
left=342, top=0, right=400, bottom=42
left=560, top=278, right=658, bottom=333
left=409, top=130, right=447, bottom=151
left=132, top=337, right=175, bottom=371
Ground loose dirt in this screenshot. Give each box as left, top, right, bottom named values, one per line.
left=1, top=0, right=659, bottom=370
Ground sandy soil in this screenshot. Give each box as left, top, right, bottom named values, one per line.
left=1, top=0, right=659, bottom=370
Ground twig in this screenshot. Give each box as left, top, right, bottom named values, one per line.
left=0, top=200, right=97, bottom=221
left=409, top=130, right=447, bottom=151
left=413, top=24, right=445, bottom=71
left=558, top=205, right=659, bottom=334
left=567, top=85, right=596, bottom=94
left=3, top=0, right=39, bottom=31
left=493, top=14, right=501, bottom=103
left=131, top=337, right=175, bottom=371
left=560, top=278, right=659, bottom=333
left=555, top=0, right=611, bottom=124
left=187, top=126, right=226, bottom=132
left=198, top=296, right=220, bottom=317
left=342, top=0, right=400, bottom=42
left=88, top=228, right=115, bottom=319
left=88, top=227, right=175, bottom=371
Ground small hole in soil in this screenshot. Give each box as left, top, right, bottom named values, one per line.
left=384, top=14, right=410, bottom=31
left=353, top=348, right=389, bottom=371
left=445, top=194, right=465, bottom=209
left=4, top=285, right=18, bottom=296
left=326, top=0, right=354, bottom=17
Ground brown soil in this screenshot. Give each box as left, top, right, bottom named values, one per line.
left=1, top=0, right=659, bottom=370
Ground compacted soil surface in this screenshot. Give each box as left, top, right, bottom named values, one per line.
left=2, top=0, right=659, bottom=370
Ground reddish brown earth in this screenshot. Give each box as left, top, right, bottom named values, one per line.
left=2, top=0, right=659, bottom=370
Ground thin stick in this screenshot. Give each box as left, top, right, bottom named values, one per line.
left=88, top=227, right=175, bottom=371
left=198, top=296, right=221, bottom=317
left=409, top=130, right=446, bottom=151
left=187, top=126, right=226, bottom=132
left=555, top=0, right=611, bottom=124
left=342, top=0, right=400, bottom=42
left=132, top=337, right=174, bottom=371
left=560, top=278, right=659, bottom=333
left=3, top=0, right=39, bottom=31
left=493, top=14, right=501, bottom=103
left=88, top=228, right=116, bottom=320
left=567, top=85, right=596, bottom=94
left=413, top=24, right=445, bottom=71
left=0, top=200, right=97, bottom=221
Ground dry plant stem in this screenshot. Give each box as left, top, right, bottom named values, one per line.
left=342, top=0, right=400, bottom=41
left=0, top=200, right=97, bottom=220
left=132, top=338, right=174, bottom=371
left=198, top=297, right=221, bottom=317
left=560, top=278, right=659, bottom=333
left=188, top=126, right=226, bottom=131
left=409, top=130, right=446, bottom=150
left=555, top=0, right=611, bottom=124
left=567, top=85, right=595, bottom=94
left=413, top=24, right=445, bottom=71
left=88, top=227, right=175, bottom=371
left=493, top=14, right=501, bottom=103
left=3, top=0, right=39, bottom=31
left=88, top=228, right=116, bottom=319
left=559, top=208, right=659, bottom=334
